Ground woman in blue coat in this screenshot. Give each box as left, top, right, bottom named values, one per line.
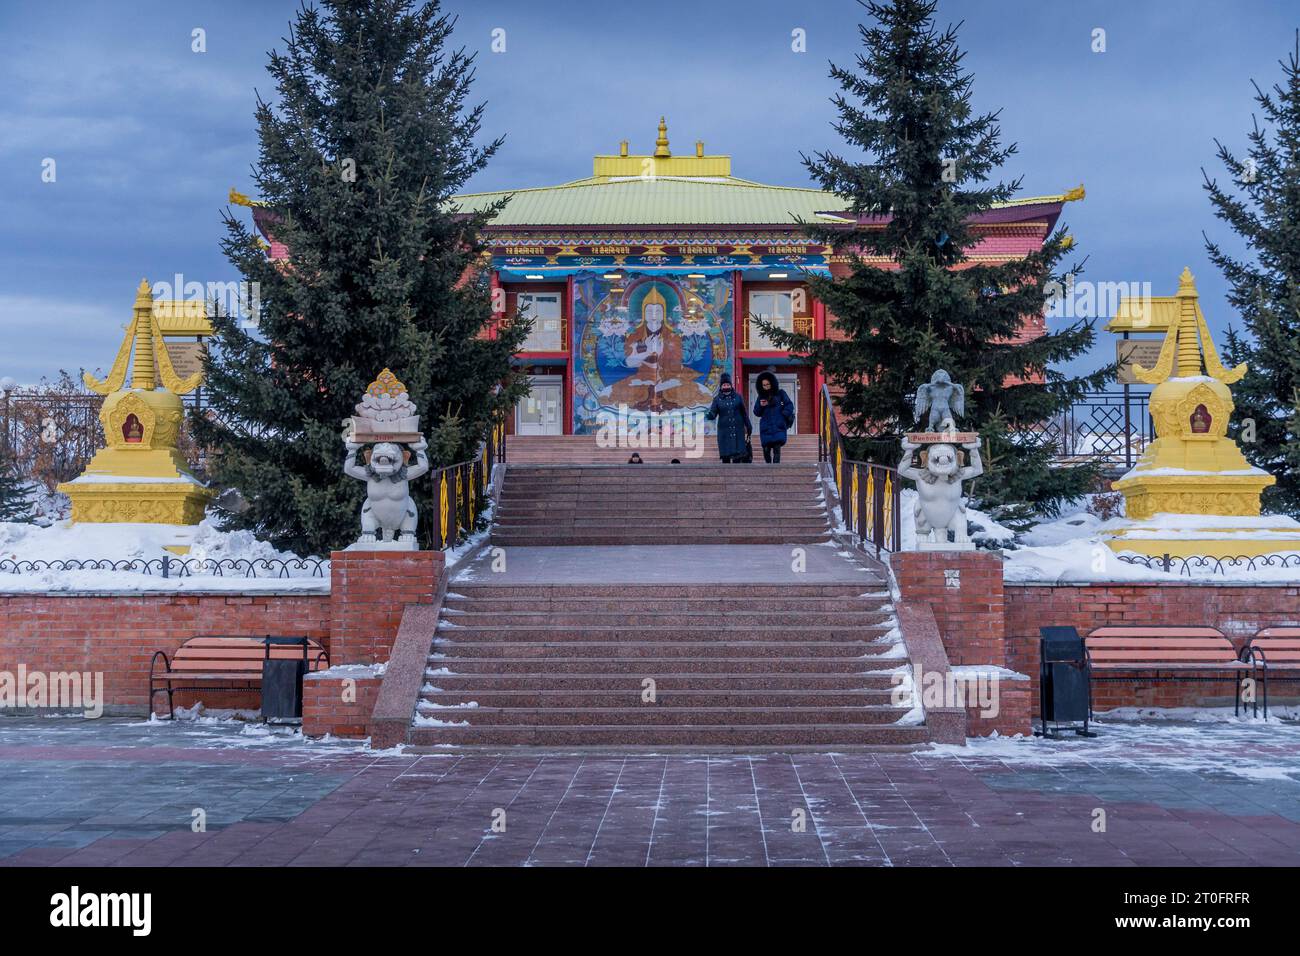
left=752, top=370, right=795, bottom=463
left=704, top=373, right=751, bottom=463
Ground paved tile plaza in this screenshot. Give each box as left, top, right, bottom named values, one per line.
left=1, top=715, right=1298, bottom=866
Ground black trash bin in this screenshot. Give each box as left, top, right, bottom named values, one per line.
left=261, top=636, right=309, bottom=722
left=1037, top=626, right=1097, bottom=738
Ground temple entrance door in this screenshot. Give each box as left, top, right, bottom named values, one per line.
left=748, top=372, right=798, bottom=434
left=517, top=376, right=563, bottom=435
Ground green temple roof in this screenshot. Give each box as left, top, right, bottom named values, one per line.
left=451, top=174, right=1076, bottom=228
left=450, top=175, right=857, bottom=227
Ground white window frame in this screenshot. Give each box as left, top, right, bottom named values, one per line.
left=517, top=292, right=564, bottom=352
left=748, top=291, right=794, bottom=350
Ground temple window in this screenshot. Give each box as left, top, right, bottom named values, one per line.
left=517, top=292, right=564, bottom=351
left=747, top=291, right=794, bottom=349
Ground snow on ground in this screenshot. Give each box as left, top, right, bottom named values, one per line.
left=924, top=708, right=1300, bottom=783
left=1004, top=504, right=1300, bottom=583
left=0, top=516, right=328, bottom=592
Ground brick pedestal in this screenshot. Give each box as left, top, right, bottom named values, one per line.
left=328, top=550, right=443, bottom=665
left=302, top=667, right=382, bottom=739
left=893, top=550, right=1029, bottom=736
left=893, top=550, right=1006, bottom=666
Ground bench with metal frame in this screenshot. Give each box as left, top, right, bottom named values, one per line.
left=1241, top=627, right=1300, bottom=718
left=149, top=635, right=329, bottom=718
left=1084, top=626, right=1257, bottom=718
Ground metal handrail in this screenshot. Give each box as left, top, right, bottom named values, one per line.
left=818, top=383, right=902, bottom=556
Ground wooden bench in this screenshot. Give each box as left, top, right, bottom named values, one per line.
left=150, top=636, right=329, bottom=718
left=1084, top=626, right=1256, bottom=718
left=1241, top=627, right=1300, bottom=717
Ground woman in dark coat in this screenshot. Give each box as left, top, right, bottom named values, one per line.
left=704, top=373, right=751, bottom=463
left=752, top=370, right=795, bottom=464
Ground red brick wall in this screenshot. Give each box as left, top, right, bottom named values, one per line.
left=893, top=551, right=1006, bottom=666
left=0, top=592, right=330, bottom=716
left=303, top=673, right=381, bottom=739
left=1006, top=583, right=1300, bottom=713
left=328, top=550, right=443, bottom=664
left=966, top=679, right=1033, bottom=737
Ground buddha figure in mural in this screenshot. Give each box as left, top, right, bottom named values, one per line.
left=602, top=284, right=711, bottom=412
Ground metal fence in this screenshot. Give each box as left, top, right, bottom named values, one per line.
left=1012, top=390, right=1152, bottom=474
left=1116, top=552, right=1300, bottom=577
left=818, top=385, right=902, bottom=556
left=0, top=388, right=105, bottom=487
left=0, top=556, right=331, bottom=578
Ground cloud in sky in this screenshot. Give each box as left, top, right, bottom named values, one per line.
left=0, top=0, right=1295, bottom=383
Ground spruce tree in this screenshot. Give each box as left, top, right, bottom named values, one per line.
left=0, top=446, right=32, bottom=524
left=758, top=0, right=1108, bottom=526
left=1204, top=32, right=1300, bottom=517
left=196, top=0, right=528, bottom=554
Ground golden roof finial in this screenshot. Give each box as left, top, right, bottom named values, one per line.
left=82, top=279, right=202, bottom=396
left=1132, top=268, right=1246, bottom=385
left=130, top=278, right=157, bottom=390
left=654, top=117, right=671, bottom=158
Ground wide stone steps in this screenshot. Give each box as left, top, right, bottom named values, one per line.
left=440, top=611, right=893, bottom=628
left=432, top=639, right=899, bottom=658
left=492, top=532, right=833, bottom=546
left=447, top=584, right=883, bottom=598
left=406, top=724, right=928, bottom=748
left=504, top=433, right=821, bottom=465
left=427, top=656, right=899, bottom=675
left=416, top=704, right=907, bottom=726
left=491, top=463, right=831, bottom=546
left=418, top=689, right=901, bottom=707
left=422, top=673, right=902, bottom=691
left=443, top=595, right=887, bottom=613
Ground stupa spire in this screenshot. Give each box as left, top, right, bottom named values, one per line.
left=654, top=116, right=671, bottom=158
left=1130, top=267, right=1245, bottom=386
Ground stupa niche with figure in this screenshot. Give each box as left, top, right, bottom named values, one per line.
left=1107, top=268, right=1300, bottom=558
left=58, top=280, right=213, bottom=545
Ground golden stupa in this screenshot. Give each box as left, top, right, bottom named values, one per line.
left=1106, top=268, right=1300, bottom=558
left=58, top=280, right=213, bottom=535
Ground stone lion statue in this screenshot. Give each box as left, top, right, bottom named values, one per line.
left=898, top=437, right=983, bottom=547
left=343, top=438, right=429, bottom=545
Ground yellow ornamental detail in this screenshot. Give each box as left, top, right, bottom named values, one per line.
left=439, top=472, right=450, bottom=546
left=883, top=473, right=894, bottom=543
left=849, top=464, right=859, bottom=530
left=865, top=469, right=876, bottom=540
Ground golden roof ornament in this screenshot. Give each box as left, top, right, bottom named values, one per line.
left=1130, top=268, right=1246, bottom=386
left=366, top=368, right=408, bottom=399
left=654, top=117, right=671, bottom=158
left=83, top=278, right=202, bottom=396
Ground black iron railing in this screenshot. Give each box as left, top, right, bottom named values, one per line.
left=428, top=417, right=505, bottom=550
left=818, top=384, right=901, bottom=556
left=0, top=556, right=330, bottom=578
left=1116, top=552, right=1300, bottom=577
left=1009, top=390, right=1152, bottom=473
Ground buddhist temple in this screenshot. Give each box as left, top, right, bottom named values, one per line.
left=58, top=279, right=213, bottom=546
left=1107, top=268, right=1300, bottom=558
left=250, top=119, right=1081, bottom=440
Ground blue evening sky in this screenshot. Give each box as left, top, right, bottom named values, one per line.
left=0, top=0, right=1294, bottom=383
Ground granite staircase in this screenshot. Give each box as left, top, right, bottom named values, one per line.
left=506, top=433, right=820, bottom=464
left=491, top=462, right=833, bottom=546
left=410, top=581, right=925, bottom=750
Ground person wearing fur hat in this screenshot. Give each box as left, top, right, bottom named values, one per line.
left=752, top=370, right=795, bottom=464
left=704, top=373, right=752, bottom=463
